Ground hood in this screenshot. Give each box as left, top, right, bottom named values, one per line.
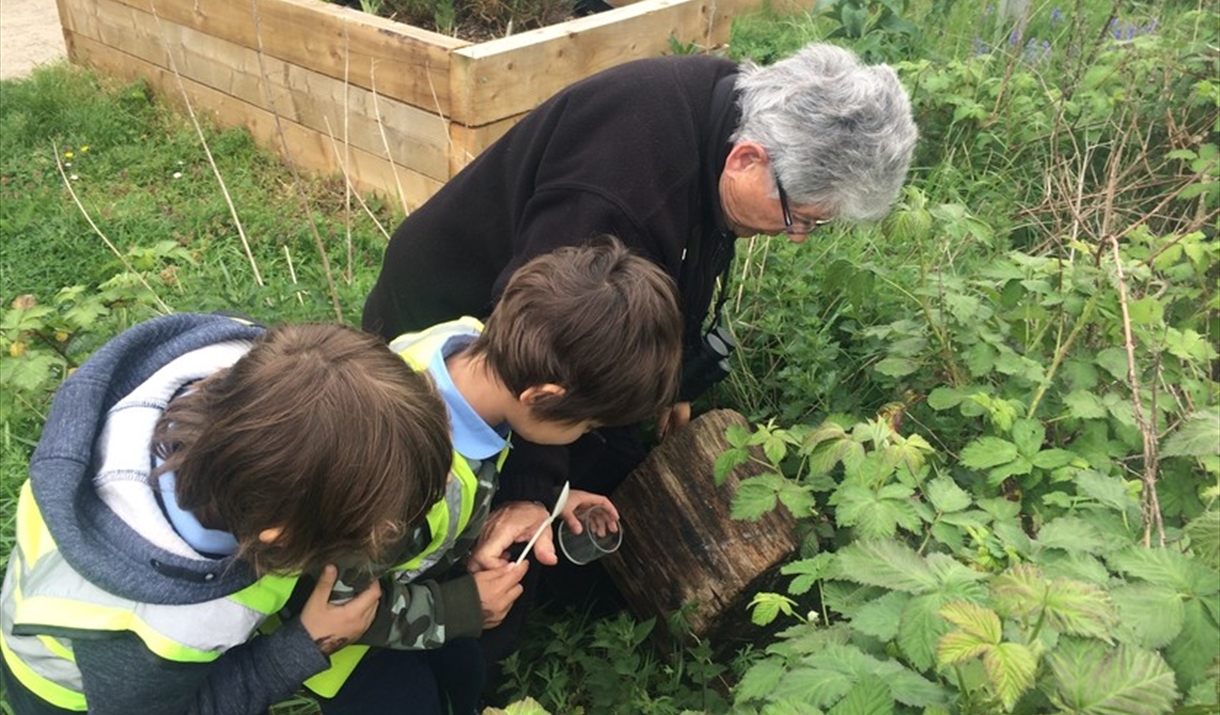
left=28, top=313, right=266, bottom=605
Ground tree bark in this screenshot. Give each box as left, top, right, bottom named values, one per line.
left=602, top=409, right=801, bottom=647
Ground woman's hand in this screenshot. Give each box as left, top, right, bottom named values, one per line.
left=299, top=564, right=382, bottom=655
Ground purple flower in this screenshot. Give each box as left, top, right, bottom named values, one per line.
left=1010, top=28, right=1022, bottom=45
left=1050, top=8, right=1062, bottom=26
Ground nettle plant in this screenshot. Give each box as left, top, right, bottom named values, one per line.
left=0, top=241, right=187, bottom=436
left=713, top=228, right=1218, bottom=713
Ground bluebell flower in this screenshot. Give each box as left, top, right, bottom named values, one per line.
left=1010, top=28, right=1022, bottom=45
left=1050, top=8, right=1062, bottom=26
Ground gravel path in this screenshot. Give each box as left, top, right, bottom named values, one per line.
left=1, top=0, right=67, bottom=81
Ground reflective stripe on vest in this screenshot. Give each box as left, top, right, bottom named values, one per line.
left=0, top=481, right=296, bottom=710
left=305, top=318, right=504, bottom=698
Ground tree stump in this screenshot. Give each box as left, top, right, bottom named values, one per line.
left=601, top=409, right=800, bottom=648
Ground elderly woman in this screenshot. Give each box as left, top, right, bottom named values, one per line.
left=361, top=41, right=918, bottom=700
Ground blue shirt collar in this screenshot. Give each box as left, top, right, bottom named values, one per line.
left=157, top=472, right=239, bottom=556
left=428, top=335, right=509, bottom=461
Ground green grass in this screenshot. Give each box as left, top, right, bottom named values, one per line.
left=0, top=64, right=389, bottom=327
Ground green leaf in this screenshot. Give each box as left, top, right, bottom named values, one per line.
left=927, top=387, right=967, bottom=410
left=750, top=592, right=798, bottom=626
left=961, top=437, right=1019, bottom=470
left=714, top=447, right=750, bottom=485
left=1109, top=547, right=1220, bottom=595
left=926, top=554, right=989, bottom=601
left=783, top=553, right=838, bottom=596
left=1012, top=419, right=1046, bottom=458
left=983, top=642, right=1037, bottom=711
left=733, top=473, right=784, bottom=520
left=1166, top=599, right=1220, bottom=690
left=992, top=563, right=1048, bottom=620
left=1111, top=582, right=1185, bottom=649
left=502, top=697, right=553, bottom=715
left=925, top=477, right=972, bottom=513
left=964, top=343, right=997, bottom=377
left=1038, top=517, right=1112, bottom=554
left=987, top=456, right=1032, bottom=484
left=898, top=593, right=949, bottom=672
left=1064, top=390, right=1107, bottom=419
left=777, top=483, right=819, bottom=520
left=1076, top=470, right=1139, bottom=512
left=764, top=432, right=789, bottom=465
left=1162, top=410, right=1220, bottom=458
left=773, top=666, right=852, bottom=708
left=826, top=675, right=894, bottom=715
left=1042, top=577, right=1120, bottom=641
left=1127, top=296, right=1163, bottom=326
left=1164, top=328, right=1219, bottom=363
left=1048, top=642, right=1178, bottom=715
left=1096, top=347, right=1130, bottom=380
left=834, top=540, right=938, bottom=593
left=939, top=601, right=1001, bottom=643
left=737, top=660, right=788, bottom=702
left=1030, top=448, right=1077, bottom=470
left=1185, top=511, right=1220, bottom=565
left=831, top=483, right=920, bottom=540
left=936, top=630, right=992, bottom=666
left=850, top=590, right=909, bottom=642
left=875, top=357, right=920, bottom=377
left=3, top=352, right=58, bottom=393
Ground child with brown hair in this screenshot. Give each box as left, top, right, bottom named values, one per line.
left=0, top=314, right=452, bottom=715
left=313, top=235, right=684, bottom=714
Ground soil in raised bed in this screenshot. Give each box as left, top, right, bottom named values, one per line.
left=337, top=0, right=612, bottom=43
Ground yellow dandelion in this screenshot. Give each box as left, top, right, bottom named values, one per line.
left=64, top=151, right=74, bottom=158
left=80, top=145, right=90, bottom=152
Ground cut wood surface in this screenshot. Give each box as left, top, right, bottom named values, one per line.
left=602, top=409, right=800, bottom=644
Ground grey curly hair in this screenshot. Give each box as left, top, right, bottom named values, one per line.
left=732, top=43, right=918, bottom=221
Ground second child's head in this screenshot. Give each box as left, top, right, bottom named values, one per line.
left=153, top=324, right=451, bottom=576
left=469, top=235, right=683, bottom=445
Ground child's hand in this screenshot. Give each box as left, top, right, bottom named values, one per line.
left=299, top=564, right=382, bottom=655
left=469, top=501, right=555, bottom=571
left=656, top=401, right=692, bottom=439
left=472, top=561, right=528, bottom=629
left=559, top=490, right=619, bottom=535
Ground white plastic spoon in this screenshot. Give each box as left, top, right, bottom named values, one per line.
left=514, top=481, right=570, bottom=565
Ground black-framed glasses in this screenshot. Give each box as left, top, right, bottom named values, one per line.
left=775, top=172, right=832, bottom=236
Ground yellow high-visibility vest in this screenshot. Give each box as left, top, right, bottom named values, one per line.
left=304, top=318, right=507, bottom=698
left=0, top=481, right=297, bottom=711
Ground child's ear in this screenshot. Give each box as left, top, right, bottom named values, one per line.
left=258, top=527, right=284, bottom=544
left=518, top=383, right=567, bottom=406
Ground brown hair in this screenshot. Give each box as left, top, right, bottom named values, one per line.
left=469, top=235, right=682, bottom=426
left=152, top=323, right=451, bottom=576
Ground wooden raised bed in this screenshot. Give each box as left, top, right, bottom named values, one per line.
left=54, top=0, right=762, bottom=209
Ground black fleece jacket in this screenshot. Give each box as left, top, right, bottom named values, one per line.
left=363, top=54, right=743, bottom=502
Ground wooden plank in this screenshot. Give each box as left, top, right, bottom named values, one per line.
left=66, top=0, right=464, bottom=112
left=449, top=0, right=714, bottom=125
left=67, top=30, right=444, bottom=208
left=71, top=0, right=451, bottom=181
left=602, top=409, right=800, bottom=643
